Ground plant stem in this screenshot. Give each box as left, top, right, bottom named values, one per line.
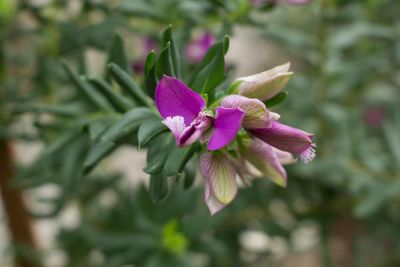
left=0, top=130, right=38, bottom=266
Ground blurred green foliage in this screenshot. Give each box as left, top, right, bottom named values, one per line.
left=1, top=0, right=400, bottom=267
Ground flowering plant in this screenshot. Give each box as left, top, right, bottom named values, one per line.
left=155, top=62, right=315, bottom=214
left=48, top=27, right=316, bottom=216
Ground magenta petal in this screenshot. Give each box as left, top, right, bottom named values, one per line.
left=178, top=113, right=213, bottom=146
left=208, top=107, right=245, bottom=151
left=155, top=76, right=206, bottom=125
left=249, top=121, right=316, bottom=163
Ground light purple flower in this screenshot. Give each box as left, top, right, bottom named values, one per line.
left=248, top=120, right=316, bottom=163
left=185, top=32, right=216, bottom=63
left=155, top=76, right=244, bottom=150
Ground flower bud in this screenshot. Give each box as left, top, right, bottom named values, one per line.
left=235, top=62, right=293, bottom=101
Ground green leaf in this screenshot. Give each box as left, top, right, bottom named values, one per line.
left=156, top=42, right=176, bottom=79
left=87, top=118, right=114, bottom=141
left=144, top=51, right=157, bottom=99
left=264, top=91, right=288, bottom=108
left=87, top=76, right=133, bottom=112
left=189, top=37, right=228, bottom=95
left=144, top=134, right=174, bottom=175
left=105, top=34, right=131, bottom=81
left=108, top=63, right=151, bottom=107
left=12, top=103, right=84, bottom=117
left=163, top=144, right=199, bottom=177
left=63, top=62, right=114, bottom=112
left=117, top=1, right=167, bottom=22
left=162, top=25, right=181, bottom=79
left=137, top=119, right=167, bottom=149
left=44, top=127, right=83, bottom=156
left=84, top=108, right=155, bottom=173
left=183, top=158, right=197, bottom=189
left=149, top=173, right=169, bottom=202
left=222, top=35, right=230, bottom=55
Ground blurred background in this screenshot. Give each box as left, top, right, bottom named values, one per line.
left=1, top=0, right=400, bottom=266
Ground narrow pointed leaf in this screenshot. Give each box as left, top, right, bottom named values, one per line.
left=155, top=42, right=176, bottom=78
left=149, top=173, right=169, bottom=202
left=183, top=158, right=197, bottom=189
left=137, top=119, right=167, bottom=148
left=63, top=63, right=113, bottom=111
left=105, top=34, right=131, bottom=81
left=143, top=135, right=175, bottom=175
left=163, top=146, right=190, bottom=177
left=189, top=38, right=228, bottom=95
left=162, top=25, right=181, bottom=78
left=144, top=51, right=157, bottom=99
left=87, top=77, right=133, bottom=112
left=84, top=108, right=155, bottom=173
left=108, top=63, right=151, bottom=107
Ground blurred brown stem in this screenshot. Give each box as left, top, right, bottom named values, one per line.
left=0, top=141, right=37, bottom=267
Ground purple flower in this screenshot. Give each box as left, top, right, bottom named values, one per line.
left=154, top=74, right=315, bottom=215
left=155, top=76, right=245, bottom=150
left=185, top=32, right=216, bottom=63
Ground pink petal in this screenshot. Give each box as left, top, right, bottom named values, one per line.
left=155, top=76, right=206, bottom=125
left=241, top=138, right=287, bottom=187
left=248, top=121, right=316, bottom=163
left=207, top=107, right=245, bottom=151
left=220, top=95, right=272, bottom=129
left=200, top=152, right=238, bottom=215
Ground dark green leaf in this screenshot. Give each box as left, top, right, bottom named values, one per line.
left=84, top=108, right=155, bottom=173
left=87, top=76, right=133, bottom=112
left=63, top=62, right=114, bottom=111
left=163, top=144, right=199, bottom=177
left=162, top=25, right=181, bottom=79
left=144, top=51, right=157, bottom=99
left=137, top=119, right=167, bottom=149
left=189, top=38, right=228, bottom=95
left=105, top=34, right=131, bottom=81
left=155, top=42, right=176, bottom=79
left=144, top=134, right=174, bottom=175
left=183, top=158, right=197, bottom=189
left=108, top=63, right=151, bottom=107
left=87, top=118, right=114, bottom=141
left=44, top=127, right=83, bottom=156
left=149, top=173, right=169, bottom=202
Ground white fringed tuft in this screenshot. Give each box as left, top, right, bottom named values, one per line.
left=299, top=143, right=316, bottom=164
